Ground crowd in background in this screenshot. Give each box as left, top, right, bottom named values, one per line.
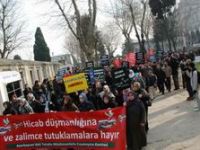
left=3, top=51, right=200, bottom=150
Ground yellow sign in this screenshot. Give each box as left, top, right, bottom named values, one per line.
left=63, top=73, right=88, bottom=94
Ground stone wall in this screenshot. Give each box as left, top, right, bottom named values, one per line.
left=0, top=59, right=61, bottom=88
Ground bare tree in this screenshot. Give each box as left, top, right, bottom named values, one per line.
left=109, top=0, right=133, bottom=44
left=52, top=0, right=97, bottom=63
left=64, top=32, right=82, bottom=64
left=0, top=0, right=26, bottom=58
left=101, top=23, right=121, bottom=58
left=141, top=5, right=153, bottom=49
left=110, top=0, right=149, bottom=52
left=128, top=0, right=149, bottom=52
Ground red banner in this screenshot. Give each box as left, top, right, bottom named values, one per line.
left=0, top=107, right=126, bottom=150
left=124, top=52, right=136, bottom=66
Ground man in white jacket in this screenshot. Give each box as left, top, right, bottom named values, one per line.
left=189, top=63, right=200, bottom=111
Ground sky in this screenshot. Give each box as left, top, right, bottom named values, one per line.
left=11, top=0, right=181, bottom=60
left=10, top=0, right=112, bottom=60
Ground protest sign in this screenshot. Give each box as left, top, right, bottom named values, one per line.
left=56, top=67, right=69, bottom=81
left=63, top=73, right=88, bottom=93
left=100, top=55, right=110, bottom=66
left=0, top=107, right=126, bottom=150
left=85, top=68, right=105, bottom=84
left=112, top=69, right=130, bottom=90
left=86, top=61, right=94, bottom=69
left=136, top=52, right=145, bottom=64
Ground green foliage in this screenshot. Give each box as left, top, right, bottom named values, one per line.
left=149, top=0, right=176, bottom=19
left=153, top=11, right=178, bottom=51
left=33, top=27, right=51, bottom=62
left=195, top=63, right=200, bottom=72
left=13, top=55, right=22, bottom=60
left=95, top=31, right=106, bottom=56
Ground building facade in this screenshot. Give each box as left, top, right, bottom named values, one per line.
left=0, top=59, right=61, bottom=88
left=51, top=54, right=73, bottom=66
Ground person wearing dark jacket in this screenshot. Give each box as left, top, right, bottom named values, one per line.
left=32, top=80, right=43, bottom=98
left=78, top=93, right=95, bottom=112
left=3, top=101, right=18, bottom=115
left=146, top=71, right=157, bottom=100
left=10, top=93, right=19, bottom=114
left=155, top=64, right=166, bottom=95
left=164, top=62, right=172, bottom=92
left=99, top=95, right=117, bottom=109
left=18, top=98, right=34, bottom=114
left=170, top=56, right=180, bottom=90
left=185, top=60, right=194, bottom=101
left=23, top=84, right=33, bottom=99
left=61, top=95, right=79, bottom=112
left=27, top=93, right=45, bottom=113
left=132, top=82, right=150, bottom=132
left=125, top=91, right=146, bottom=150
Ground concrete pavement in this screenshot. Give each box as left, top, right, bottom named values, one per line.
left=145, top=90, right=200, bottom=150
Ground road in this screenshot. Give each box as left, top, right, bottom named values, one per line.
left=146, top=90, right=200, bottom=150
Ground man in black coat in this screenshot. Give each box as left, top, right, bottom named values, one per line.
left=155, top=64, right=166, bottom=95
left=170, top=55, right=180, bottom=90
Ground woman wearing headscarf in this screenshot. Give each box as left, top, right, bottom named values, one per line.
left=131, top=82, right=151, bottom=132
left=18, top=98, right=34, bottom=114
left=78, top=92, right=95, bottom=112
left=99, top=85, right=117, bottom=109
left=125, top=91, right=146, bottom=150
left=61, top=95, right=79, bottom=112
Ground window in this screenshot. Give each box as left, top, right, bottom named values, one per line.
left=30, top=70, right=34, bottom=85
left=6, top=81, right=22, bottom=100
left=37, top=70, right=40, bottom=81
left=20, top=71, right=25, bottom=88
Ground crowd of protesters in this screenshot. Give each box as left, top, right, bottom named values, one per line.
left=2, top=51, right=200, bottom=150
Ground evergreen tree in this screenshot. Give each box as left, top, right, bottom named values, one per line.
left=34, top=27, right=51, bottom=62
left=149, top=0, right=176, bottom=19
left=13, top=55, right=22, bottom=60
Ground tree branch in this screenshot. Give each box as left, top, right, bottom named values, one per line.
left=54, top=0, right=78, bottom=39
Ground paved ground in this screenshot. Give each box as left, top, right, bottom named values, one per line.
left=145, top=90, right=200, bottom=150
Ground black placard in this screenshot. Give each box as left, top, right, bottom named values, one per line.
left=112, top=68, right=130, bottom=90
left=100, top=55, right=110, bottom=66
left=86, top=61, right=94, bottom=69
left=136, top=52, right=145, bottom=64
left=85, top=67, right=105, bottom=84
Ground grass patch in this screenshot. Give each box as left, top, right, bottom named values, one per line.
left=195, top=63, right=200, bottom=71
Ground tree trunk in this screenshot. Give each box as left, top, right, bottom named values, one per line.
left=80, top=50, right=86, bottom=66
left=146, top=35, right=150, bottom=49
left=94, top=43, right=98, bottom=66
left=141, top=33, right=146, bottom=53
left=161, top=41, right=164, bottom=51
left=167, top=38, right=172, bottom=51
left=172, top=38, right=177, bottom=51
left=130, top=5, right=142, bottom=52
